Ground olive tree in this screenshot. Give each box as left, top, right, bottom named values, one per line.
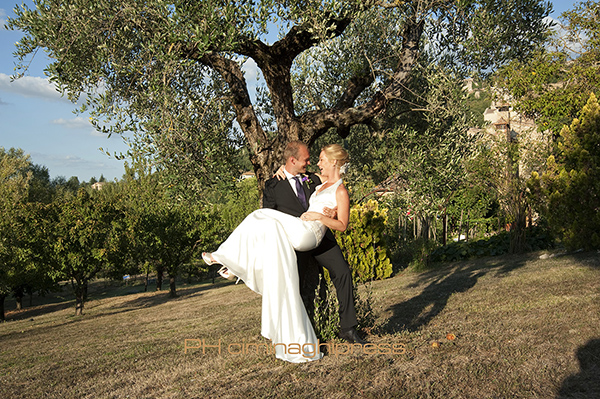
left=8, top=0, right=553, bottom=195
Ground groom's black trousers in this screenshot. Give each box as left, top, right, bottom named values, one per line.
left=299, top=236, right=358, bottom=330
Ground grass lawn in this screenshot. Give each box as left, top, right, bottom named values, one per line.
left=1, top=250, right=599, bottom=398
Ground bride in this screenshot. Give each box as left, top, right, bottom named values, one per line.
left=202, top=144, right=350, bottom=363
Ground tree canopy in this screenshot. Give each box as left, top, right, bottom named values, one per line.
left=529, top=93, right=600, bottom=250
left=9, top=0, right=553, bottom=195
left=0, top=148, right=33, bottom=319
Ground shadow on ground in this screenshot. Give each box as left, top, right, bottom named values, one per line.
left=3, top=276, right=231, bottom=322
left=381, top=254, right=531, bottom=333
left=115, top=282, right=228, bottom=310
left=4, top=301, right=74, bottom=321
left=557, top=338, right=600, bottom=398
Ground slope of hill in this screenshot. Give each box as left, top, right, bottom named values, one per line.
left=1, top=251, right=598, bottom=398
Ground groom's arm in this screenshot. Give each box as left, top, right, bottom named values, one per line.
left=262, top=178, right=278, bottom=210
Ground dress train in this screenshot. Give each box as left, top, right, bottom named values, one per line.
left=211, top=208, right=323, bottom=362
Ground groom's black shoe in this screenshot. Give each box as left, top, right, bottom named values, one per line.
left=339, top=327, right=368, bottom=345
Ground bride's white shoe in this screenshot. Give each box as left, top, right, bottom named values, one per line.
left=217, top=266, right=236, bottom=280
left=202, top=252, right=216, bottom=265
left=218, top=266, right=240, bottom=284
left=203, top=252, right=239, bottom=283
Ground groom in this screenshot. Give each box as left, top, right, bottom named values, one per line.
left=262, top=140, right=366, bottom=344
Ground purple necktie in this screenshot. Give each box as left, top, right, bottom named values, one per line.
left=293, top=176, right=307, bottom=209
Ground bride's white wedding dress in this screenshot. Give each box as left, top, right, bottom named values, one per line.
left=210, top=179, right=343, bottom=363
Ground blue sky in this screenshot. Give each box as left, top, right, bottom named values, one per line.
left=0, top=1, right=579, bottom=182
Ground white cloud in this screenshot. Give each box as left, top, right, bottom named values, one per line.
left=242, top=58, right=260, bottom=82
left=241, top=58, right=263, bottom=101
left=544, top=16, right=561, bottom=32
left=1, top=9, right=7, bottom=30
left=51, top=115, right=108, bottom=137
left=0, top=72, right=70, bottom=102
left=29, top=151, right=123, bottom=181
left=544, top=15, right=584, bottom=56
left=30, top=152, right=93, bottom=169
left=51, top=116, right=93, bottom=129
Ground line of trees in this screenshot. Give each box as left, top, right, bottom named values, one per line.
left=0, top=150, right=230, bottom=319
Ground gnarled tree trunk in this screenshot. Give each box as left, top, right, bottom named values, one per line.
left=192, top=16, right=424, bottom=197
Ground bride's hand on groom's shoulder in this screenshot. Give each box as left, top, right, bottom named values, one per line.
left=273, top=165, right=286, bottom=180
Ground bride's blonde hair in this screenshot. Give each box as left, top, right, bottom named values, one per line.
left=322, top=144, right=349, bottom=174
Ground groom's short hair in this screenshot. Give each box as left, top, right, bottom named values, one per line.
left=284, top=140, right=308, bottom=162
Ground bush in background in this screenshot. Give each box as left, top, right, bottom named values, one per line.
left=335, top=200, right=393, bottom=282
left=429, top=225, right=554, bottom=263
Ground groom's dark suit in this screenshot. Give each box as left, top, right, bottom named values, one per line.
left=263, top=172, right=358, bottom=330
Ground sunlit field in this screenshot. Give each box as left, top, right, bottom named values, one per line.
left=1, top=251, right=599, bottom=398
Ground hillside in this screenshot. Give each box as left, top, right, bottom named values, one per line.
left=1, top=251, right=599, bottom=398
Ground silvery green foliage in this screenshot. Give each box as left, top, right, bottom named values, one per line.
left=9, top=0, right=552, bottom=197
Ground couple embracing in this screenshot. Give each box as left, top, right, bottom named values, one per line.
left=203, top=141, right=366, bottom=363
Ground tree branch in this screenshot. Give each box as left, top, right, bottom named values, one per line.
left=234, top=15, right=356, bottom=139
left=333, top=71, right=375, bottom=111
left=195, top=52, right=274, bottom=171
left=239, top=15, right=354, bottom=65
left=300, top=17, right=425, bottom=140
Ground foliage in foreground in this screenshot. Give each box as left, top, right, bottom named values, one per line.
left=312, top=275, right=376, bottom=342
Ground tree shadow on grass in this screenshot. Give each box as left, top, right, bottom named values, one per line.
left=4, top=279, right=233, bottom=322
left=569, top=250, right=600, bottom=270
left=381, top=255, right=529, bottom=333
left=115, top=283, right=217, bottom=310
left=101, top=279, right=240, bottom=313
left=557, top=338, right=600, bottom=398
left=4, top=301, right=74, bottom=321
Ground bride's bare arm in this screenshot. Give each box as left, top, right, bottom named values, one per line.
left=300, top=185, right=350, bottom=232
left=273, top=166, right=323, bottom=183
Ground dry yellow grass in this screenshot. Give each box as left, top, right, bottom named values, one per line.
left=1, top=250, right=599, bottom=398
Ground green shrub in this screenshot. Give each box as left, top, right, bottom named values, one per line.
left=429, top=226, right=554, bottom=262
left=312, top=276, right=341, bottom=341
left=532, top=94, right=600, bottom=250
left=335, top=200, right=393, bottom=282
left=353, top=281, right=376, bottom=333
left=407, top=238, right=439, bottom=272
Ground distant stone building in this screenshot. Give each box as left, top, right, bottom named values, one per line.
left=368, top=83, right=548, bottom=198
left=481, top=97, right=549, bottom=180
left=91, top=182, right=106, bottom=190
left=483, top=100, right=537, bottom=142
left=239, top=171, right=255, bottom=180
